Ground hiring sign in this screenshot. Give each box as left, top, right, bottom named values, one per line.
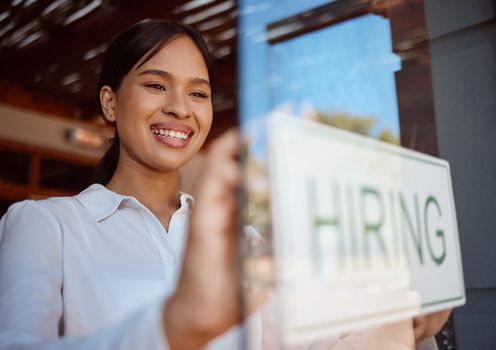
left=268, top=112, right=465, bottom=344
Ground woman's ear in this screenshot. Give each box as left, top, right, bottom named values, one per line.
left=100, top=86, right=116, bottom=123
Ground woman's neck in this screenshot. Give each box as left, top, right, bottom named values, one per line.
left=106, top=160, right=181, bottom=231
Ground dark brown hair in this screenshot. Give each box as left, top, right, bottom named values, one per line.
left=93, top=19, right=213, bottom=185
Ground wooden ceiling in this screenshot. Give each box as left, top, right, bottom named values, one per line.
left=0, top=0, right=237, bottom=126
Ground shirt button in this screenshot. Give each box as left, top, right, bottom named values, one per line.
left=167, top=256, right=177, bottom=265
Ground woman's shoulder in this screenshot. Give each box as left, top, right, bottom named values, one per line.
left=0, top=185, right=99, bottom=235
left=0, top=200, right=62, bottom=246
left=5, top=193, right=79, bottom=220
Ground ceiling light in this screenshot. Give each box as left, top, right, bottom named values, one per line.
left=197, top=17, right=226, bottom=31
left=0, top=21, right=15, bottom=38
left=61, top=73, right=80, bottom=86
left=214, top=45, right=231, bottom=59
left=4, top=20, right=38, bottom=46
left=0, top=11, right=11, bottom=23
left=23, top=0, right=39, bottom=8
left=216, top=28, right=236, bottom=41
left=173, top=0, right=215, bottom=14
left=63, top=0, right=102, bottom=26
left=83, top=44, right=107, bottom=60
left=65, top=127, right=108, bottom=148
left=41, top=0, right=69, bottom=16
left=17, top=31, right=44, bottom=48
left=183, top=0, right=234, bottom=25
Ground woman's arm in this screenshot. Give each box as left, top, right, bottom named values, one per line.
left=164, top=129, right=242, bottom=350
left=0, top=201, right=169, bottom=350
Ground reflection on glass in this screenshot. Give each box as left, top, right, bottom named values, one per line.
left=269, top=14, right=401, bottom=143
left=238, top=1, right=448, bottom=349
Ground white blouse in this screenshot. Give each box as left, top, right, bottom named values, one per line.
left=0, top=184, right=242, bottom=350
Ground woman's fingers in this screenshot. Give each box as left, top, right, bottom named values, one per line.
left=198, top=130, right=240, bottom=197
left=164, top=129, right=242, bottom=350
left=413, top=315, right=428, bottom=341
left=413, top=309, right=452, bottom=343
left=192, top=129, right=241, bottom=239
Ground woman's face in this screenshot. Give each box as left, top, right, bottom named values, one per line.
left=101, top=35, right=213, bottom=174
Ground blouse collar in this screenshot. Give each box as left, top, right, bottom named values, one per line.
left=75, top=183, right=193, bottom=222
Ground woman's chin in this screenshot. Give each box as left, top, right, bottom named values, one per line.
left=149, top=157, right=193, bottom=174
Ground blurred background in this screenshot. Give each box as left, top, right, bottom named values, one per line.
left=0, top=0, right=238, bottom=215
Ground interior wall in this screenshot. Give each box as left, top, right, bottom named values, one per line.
left=424, top=0, right=496, bottom=348
left=0, top=103, right=103, bottom=159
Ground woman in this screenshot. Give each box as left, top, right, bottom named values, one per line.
left=0, top=20, right=241, bottom=350
left=0, top=18, right=451, bottom=350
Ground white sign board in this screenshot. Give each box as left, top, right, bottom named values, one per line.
left=268, top=112, right=465, bottom=345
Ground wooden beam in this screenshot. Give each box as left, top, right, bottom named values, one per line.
left=0, top=138, right=99, bottom=167
left=0, top=183, right=75, bottom=201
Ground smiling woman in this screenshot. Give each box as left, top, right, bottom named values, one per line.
left=94, top=20, right=214, bottom=185
left=0, top=20, right=242, bottom=350
left=100, top=34, right=213, bottom=188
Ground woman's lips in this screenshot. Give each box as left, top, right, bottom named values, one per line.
left=150, top=122, right=194, bottom=134
left=150, top=123, right=194, bottom=149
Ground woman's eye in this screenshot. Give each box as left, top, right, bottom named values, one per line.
left=144, top=83, right=166, bottom=91
left=190, top=91, right=209, bottom=99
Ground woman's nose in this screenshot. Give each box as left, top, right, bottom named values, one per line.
left=161, top=91, right=190, bottom=119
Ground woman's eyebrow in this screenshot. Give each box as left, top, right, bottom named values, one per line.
left=139, top=69, right=210, bottom=89
left=190, top=77, right=211, bottom=89
left=139, top=69, right=173, bottom=79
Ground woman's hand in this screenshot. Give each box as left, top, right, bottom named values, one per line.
left=413, top=309, right=452, bottom=343
left=163, top=129, right=242, bottom=350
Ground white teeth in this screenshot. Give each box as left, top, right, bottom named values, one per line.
left=151, top=128, right=190, bottom=140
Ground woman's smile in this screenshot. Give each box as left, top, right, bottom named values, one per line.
left=150, top=122, right=194, bottom=149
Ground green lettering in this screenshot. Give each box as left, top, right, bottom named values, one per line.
left=361, top=187, right=388, bottom=266
left=424, top=196, right=446, bottom=265
left=389, top=191, right=401, bottom=264
left=308, top=180, right=343, bottom=272
left=399, top=193, right=424, bottom=265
